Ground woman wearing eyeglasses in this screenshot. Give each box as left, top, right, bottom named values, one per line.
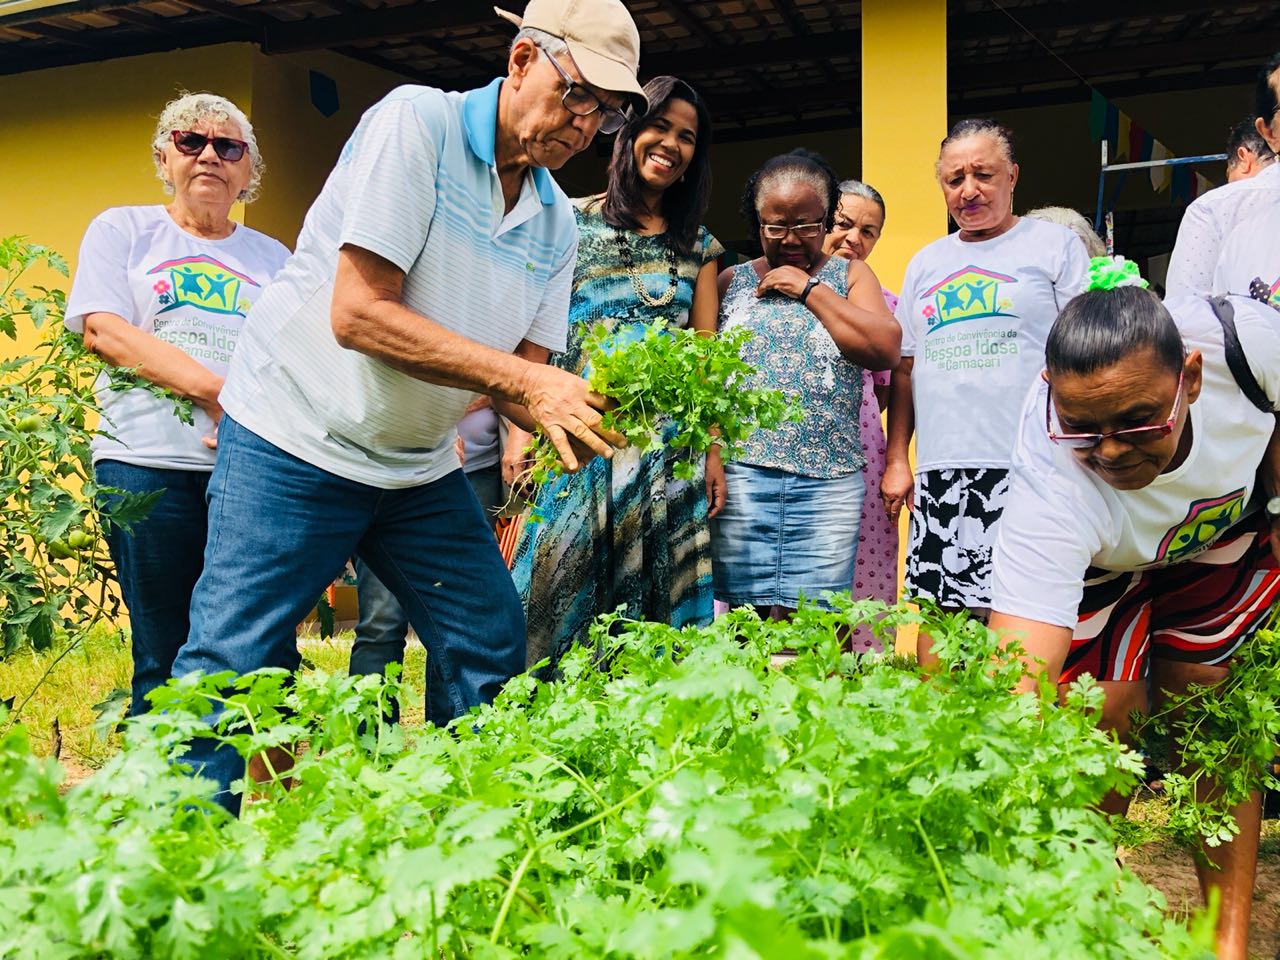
left=823, top=180, right=898, bottom=650
left=883, top=119, right=1088, bottom=652
left=709, top=150, right=900, bottom=621
left=65, top=93, right=289, bottom=715
left=507, top=75, right=725, bottom=671
left=988, top=263, right=1280, bottom=960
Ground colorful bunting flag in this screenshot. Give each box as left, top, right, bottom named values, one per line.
left=1089, top=90, right=1107, bottom=143
left=1150, top=141, right=1172, bottom=192
left=1116, top=113, right=1131, bottom=160
left=1087, top=89, right=1216, bottom=204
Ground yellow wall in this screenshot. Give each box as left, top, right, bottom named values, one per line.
left=0, top=43, right=412, bottom=359
left=861, top=0, right=949, bottom=293
left=244, top=49, right=413, bottom=247
left=0, top=44, right=256, bottom=356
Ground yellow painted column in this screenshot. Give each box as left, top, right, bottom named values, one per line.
left=861, top=1, right=947, bottom=650
left=861, top=0, right=948, bottom=294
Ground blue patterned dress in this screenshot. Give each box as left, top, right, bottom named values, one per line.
left=512, top=197, right=724, bottom=669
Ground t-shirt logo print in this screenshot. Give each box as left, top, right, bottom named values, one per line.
left=1252, top=275, right=1280, bottom=309
left=921, top=266, right=1018, bottom=333
left=147, top=256, right=261, bottom=316
left=1155, top=487, right=1247, bottom=564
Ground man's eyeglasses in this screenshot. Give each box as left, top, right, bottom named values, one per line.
left=1046, top=369, right=1184, bottom=449
left=760, top=221, right=825, bottom=240
left=539, top=45, right=627, bottom=135
left=171, top=130, right=248, bottom=162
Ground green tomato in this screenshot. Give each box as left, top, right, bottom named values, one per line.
left=67, top=530, right=94, bottom=550
left=47, top=539, right=75, bottom=560
left=15, top=415, right=44, bottom=432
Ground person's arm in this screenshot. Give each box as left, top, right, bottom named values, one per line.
left=82, top=313, right=225, bottom=430
left=881, top=356, right=915, bottom=522
left=987, top=613, right=1075, bottom=693
left=67, top=212, right=225, bottom=445
left=690, top=260, right=719, bottom=335
left=1263, top=415, right=1280, bottom=563
left=755, top=259, right=900, bottom=368
left=872, top=368, right=890, bottom=412
left=988, top=389, right=1100, bottom=689
left=331, top=245, right=621, bottom=473
left=692, top=259, right=727, bottom=515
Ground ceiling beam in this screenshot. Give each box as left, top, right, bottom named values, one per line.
left=0, top=0, right=130, bottom=28
left=954, top=0, right=1264, bottom=41
left=951, top=29, right=1280, bottom=91
left=714, top=110, right=858, bottom=145
left=644, top=28, right=857, bottom=76
left=651, top=0, right=720, bottom=49
left=0, top=17, right=246, bottom=74
left=260, top=0, right=499, bottom=54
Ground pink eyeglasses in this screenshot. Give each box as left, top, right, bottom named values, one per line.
left=1046, top=370, right=1184, bottom=449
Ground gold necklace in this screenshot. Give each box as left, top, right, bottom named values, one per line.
left=614, top=228, right=679, bottom=309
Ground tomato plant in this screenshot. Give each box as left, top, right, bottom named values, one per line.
left=0, top=237, right=172, bottom=667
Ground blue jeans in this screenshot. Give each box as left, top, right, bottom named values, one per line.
left=173, top=417, right=524, bottom=814
left=350, top=463, right=504, bottom=724
left=95, top=461, right=211, bottom=716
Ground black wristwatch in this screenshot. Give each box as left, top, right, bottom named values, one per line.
left=798, top=276, right=821, bottom=305
left=1266, top=495, right=1280, bottom=524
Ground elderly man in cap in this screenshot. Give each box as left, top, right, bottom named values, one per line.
left=170, top=0, right=646, bottom=814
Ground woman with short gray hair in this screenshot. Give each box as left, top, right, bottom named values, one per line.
left=823, top=178, right=898, bottom=650
left=64, top=91, right=289, bottom=715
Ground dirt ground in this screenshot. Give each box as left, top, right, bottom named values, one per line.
left=1126, top=833, right=1280, bottom=960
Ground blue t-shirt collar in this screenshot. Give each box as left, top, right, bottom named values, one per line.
left=463, top=77, right=557, bottom=206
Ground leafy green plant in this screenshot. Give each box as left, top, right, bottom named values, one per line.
left=0, top=601, right=1214, bottom=958
left=528, top=321, right=801, bottom=485
left=1133, top=612, right=1280, bottom=849
left=0, top=236, right=164, bottom=668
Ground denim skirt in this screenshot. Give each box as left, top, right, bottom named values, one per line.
left=711, top=462, right=864, bottom=609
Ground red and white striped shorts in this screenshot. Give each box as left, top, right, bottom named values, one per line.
left=1063, top=518, right=1280, bottom=683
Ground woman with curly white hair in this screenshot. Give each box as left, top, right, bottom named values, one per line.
left=65, top=92, right=289, bottom=715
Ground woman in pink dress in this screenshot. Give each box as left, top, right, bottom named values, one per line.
left=824, top=180, right=897, bottom=651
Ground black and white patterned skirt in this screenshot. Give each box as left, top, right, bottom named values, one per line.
left=903, top=467, right=1010, bottom=611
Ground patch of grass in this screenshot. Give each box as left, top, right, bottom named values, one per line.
left=0, top=626, right=434, bottom=772
left=298, top=630, right=428, bottom=727
left=0, top=623, right=132, bottom=768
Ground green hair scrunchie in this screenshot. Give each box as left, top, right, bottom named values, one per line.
left=1086, top=255, right=1149, bottom=291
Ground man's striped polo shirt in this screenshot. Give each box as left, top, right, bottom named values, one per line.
left=221, top=78, right=577, bottom=488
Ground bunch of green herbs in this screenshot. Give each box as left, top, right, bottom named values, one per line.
left=529, top=321, right=800, bottom=485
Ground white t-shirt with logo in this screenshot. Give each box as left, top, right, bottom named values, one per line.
left=990, top=294, right=1280, bottom=628
left=1167, top=163, right=1280, bottom=298
left=896, top=218, right=1089, bottom=473
left=1211, top=205, right=1280, bottom=307
left=65, top=205, right=290, bottom=471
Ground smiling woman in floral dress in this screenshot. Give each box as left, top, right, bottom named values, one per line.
left=509, top=76, right=723, bottom=670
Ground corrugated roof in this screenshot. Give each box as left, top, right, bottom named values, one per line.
left=3, top=0, right=1278, bottom=139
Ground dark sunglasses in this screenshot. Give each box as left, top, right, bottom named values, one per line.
left=170, top=130, right=248, bottom=162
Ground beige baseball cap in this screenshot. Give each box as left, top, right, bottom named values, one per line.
left=495, top=0, right=647, bottom=109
